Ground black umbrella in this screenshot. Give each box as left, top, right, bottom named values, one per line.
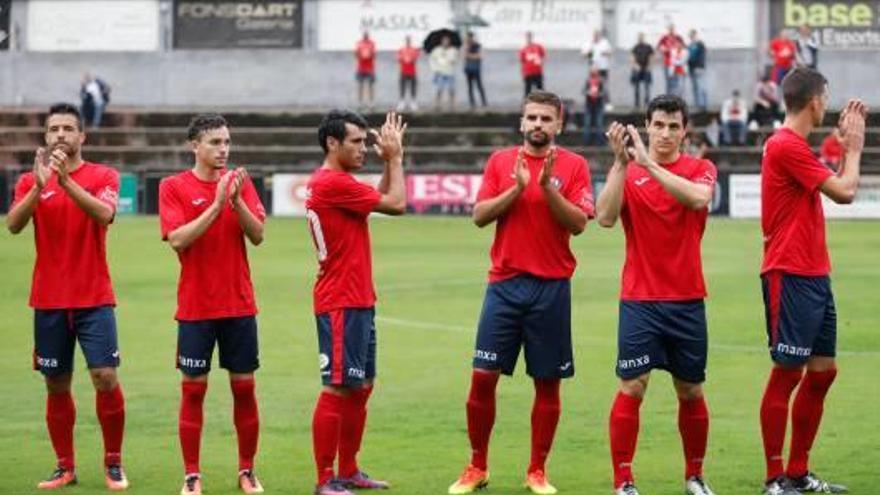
left=423, top=28, right=462, bottom=53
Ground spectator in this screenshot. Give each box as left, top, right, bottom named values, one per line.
left=519, top=31, right=546, bottom=96
left=396, top=35, right=420, bottom=111
left=582, top=29, right=613, bottom=81
left=657, top=24, right=685, bottom=94
left=630, top=32, right=654, bottom=108
left=583, top=67, right=607, bottom=146
left=796, top=25, right=819, bottom=69
left=79, top=72, right=110, bottom=129
left=768, top=29, right=797, bottom=84
left=668, top=38, right=688, bottom=98
left=752, top=72, right=782, bottom=128
left=720, top=89, right=748, bottom=145
left=687, top=29, right=708, bottom=111
left=463, top=31, right=488, bottom=110
left=820, top=128, right=843, bottom=170
left=429, top=35, right=459, bottom=111
left=355, top=31, right=377, bottom=109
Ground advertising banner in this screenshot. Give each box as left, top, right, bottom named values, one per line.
left=462, top=0, right=602, bottom=49
left=616, top=0, right=756, bottom=49
left=729, top=174, right=880, bottom=218
left=118, top=173, right=138, bottom=215
left=317, top=0, right=452, bottom=51
left=174, top=0, right=303, bottom=48
left=0, top=0, right=10, bottom=51
left=770, top=0, right=880, bottom=50
left=27, top=0, right=160, bottom=51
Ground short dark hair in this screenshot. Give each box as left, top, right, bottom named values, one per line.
left=523, top=90, right=563, bottom=116
left=46, top=103, right=83, bottom=130
left=187, top=113, right=228, bottom=141
left=782, top=67, right=827, bottom=113
left=318, top=109, right=368, bottom=153
left=646, top=94, right=689, bottom=127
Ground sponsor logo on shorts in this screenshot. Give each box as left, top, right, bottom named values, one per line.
left=775, top=343, right=812, bottom=357
left=347, top=367, right=366, bottom=379
left=36, top=355, right=59, bottom=368
left=474, top=349, right=498, bottom=362
left=318, top=353, right=330, bottom=370
left=558, top=361, right=572, bottom=372
left=178, top=355, right=208, bottom=369
left=618, top=354, right=650, bottom=370
left=111, top=350, right=120, bottom=359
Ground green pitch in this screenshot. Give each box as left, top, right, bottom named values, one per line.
left=1, top=216, right=878, bottom=494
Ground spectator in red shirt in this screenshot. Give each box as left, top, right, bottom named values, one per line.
left=820, top=128, right=843, bottom=170
left=355, top=31, right=377, bottom=109
left=396, top=35, right=420, bottom=112
left=519, top=31, right=546, bottom=97
left=657, top=24, right=685, bottom=94
left=768, top=29, right=797, bottom=84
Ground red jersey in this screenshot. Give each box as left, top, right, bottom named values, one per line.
left=770, top=38, right=797, bottom=69
left=619, top=155, right=717, bottom=300
left=159, top=170, right=266, bottom=321
left=820, top=133, right=843, bottom=167
left=397, top=46, right=419, bottom=77
left=476, top=147, right=595, bottom=283
left=657, top=33, right=685, bottom=66
left=304, top=168, right=382, bottom=313
left=761, top=128, right=834, bottom=276
left=519, top=43, right=545, bottom=76
left=355, top=39, right=376, bottom=74
left=12, top=162, right=118, bottom=309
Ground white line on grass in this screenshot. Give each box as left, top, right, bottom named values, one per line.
left=375, top=315, right=880, bottom=358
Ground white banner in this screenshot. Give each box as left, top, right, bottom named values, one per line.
left=272, top=173, right=382, bottom=216
left=464, top=0, right=602, bottom=49
left=729, top=174, right=880, bottom=219
left=27, top=0, right=159, bottom=51
left=615, top=0, right=756, bottom=49
left=317, top=0, right=452, bottom=51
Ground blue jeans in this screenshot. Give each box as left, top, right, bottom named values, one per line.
left=723, top=121, right=747, bottom=145
left=690, top=68, right=708, bottom=109
left=584, top=101, right=605, bottom=146
left=668, top=73, right=686, bottom=97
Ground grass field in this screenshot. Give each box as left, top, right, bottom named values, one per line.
left=1, top=216, right=878, bottom=495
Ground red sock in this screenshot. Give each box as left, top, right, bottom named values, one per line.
left=46, top=391, right=76, bottom=470
left=179, top=381, right=207, bottom=475
left=760, top=367, right=803, bottom=481
left=96, top=385, right=125, bottom=467
left=312, top=391, right=344, bottom=486
left=466, top=371, right=499, bottom=471
left=787, top=368, right=837, bottom=478
left=529, top=379, right=561, bottom=473
left=338, top=385, right=373, bottom=478
left=609, top=391, right=641, bottom=488
left=231, top=378, right=260, bottom=472
left=678, top=396, right=709, bottom=480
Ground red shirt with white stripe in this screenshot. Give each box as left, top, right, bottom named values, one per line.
left=477, top=146, right=595, bottom=283
left=761, top=127, right=834, bottom=276
left=159, top=170, right=266, bottom=321
left=619, top=154, right=717, bottom=300
left=519, top=43, right=545, bottom=76
left=13, top=162, right=119, bottom=309
left=305, top=168, right=382, bottom=314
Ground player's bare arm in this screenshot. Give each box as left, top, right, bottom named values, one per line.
left=49, top=148, right=116, bottom=226
left=228, top=167, right=264, bottom=246
left=539, top=147, right=588, bottom=235
left=473, top=147, right=529, bottom=227
left=821, top=99, right=867, bottom=204
left=372, top=111, right=407, bottom=215
left=6, top=148, right=50, bottom=234
left=626, top=125, right=712, bottom=210
left=597, top=122, right=630, bottom=227
left=166, top=173, right=232, bottom=251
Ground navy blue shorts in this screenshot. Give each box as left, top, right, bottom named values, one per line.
left=616, top=300, right=707, bottom=383
left=473, top=275, right=573, bottom=379
left=762, top=271, right=836, bottom=366
left=33, top=306, right=120, bottom=376
left=176, top=316, right=260, bottom=376
left=316, top=307, right=376, bottom=387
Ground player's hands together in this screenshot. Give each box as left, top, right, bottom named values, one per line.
left=538, top=146, right=557, bottom=188
left=606, top=121, right=631, bottom=165
left=511, top=147, right=530, bottom=191
left=213, top=171, right=233, bottom=207
left=372, top=111, right=407, bottom=163
left=228, top=167, right=247, bottom=203
left=32, top=147, right=52, bottom=190
left=624, top=125, right=652, bottom=168
left=47, top=147, right=70, bottom=184
left=838, top=99, right=868, bottom=154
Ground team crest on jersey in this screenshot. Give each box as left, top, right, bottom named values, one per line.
left=550, top=176, right=563, bottom=189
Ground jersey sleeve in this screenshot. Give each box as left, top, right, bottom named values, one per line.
left=476, top=153, right=502, bottom=202
left=11, top=173, right=35, bottom=208
left=563, top=157, right=596, bottom=218
left=324, top=174, right=381, bottom=216
left=241, top=175, right=267, bottom=222
left=158, top=179, right=186, bottom=240
left=690, top=159, right=718, bottom=188
left=777, top=140, right=834, bottom=191
left=95, top=167, right=120, bottom=213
